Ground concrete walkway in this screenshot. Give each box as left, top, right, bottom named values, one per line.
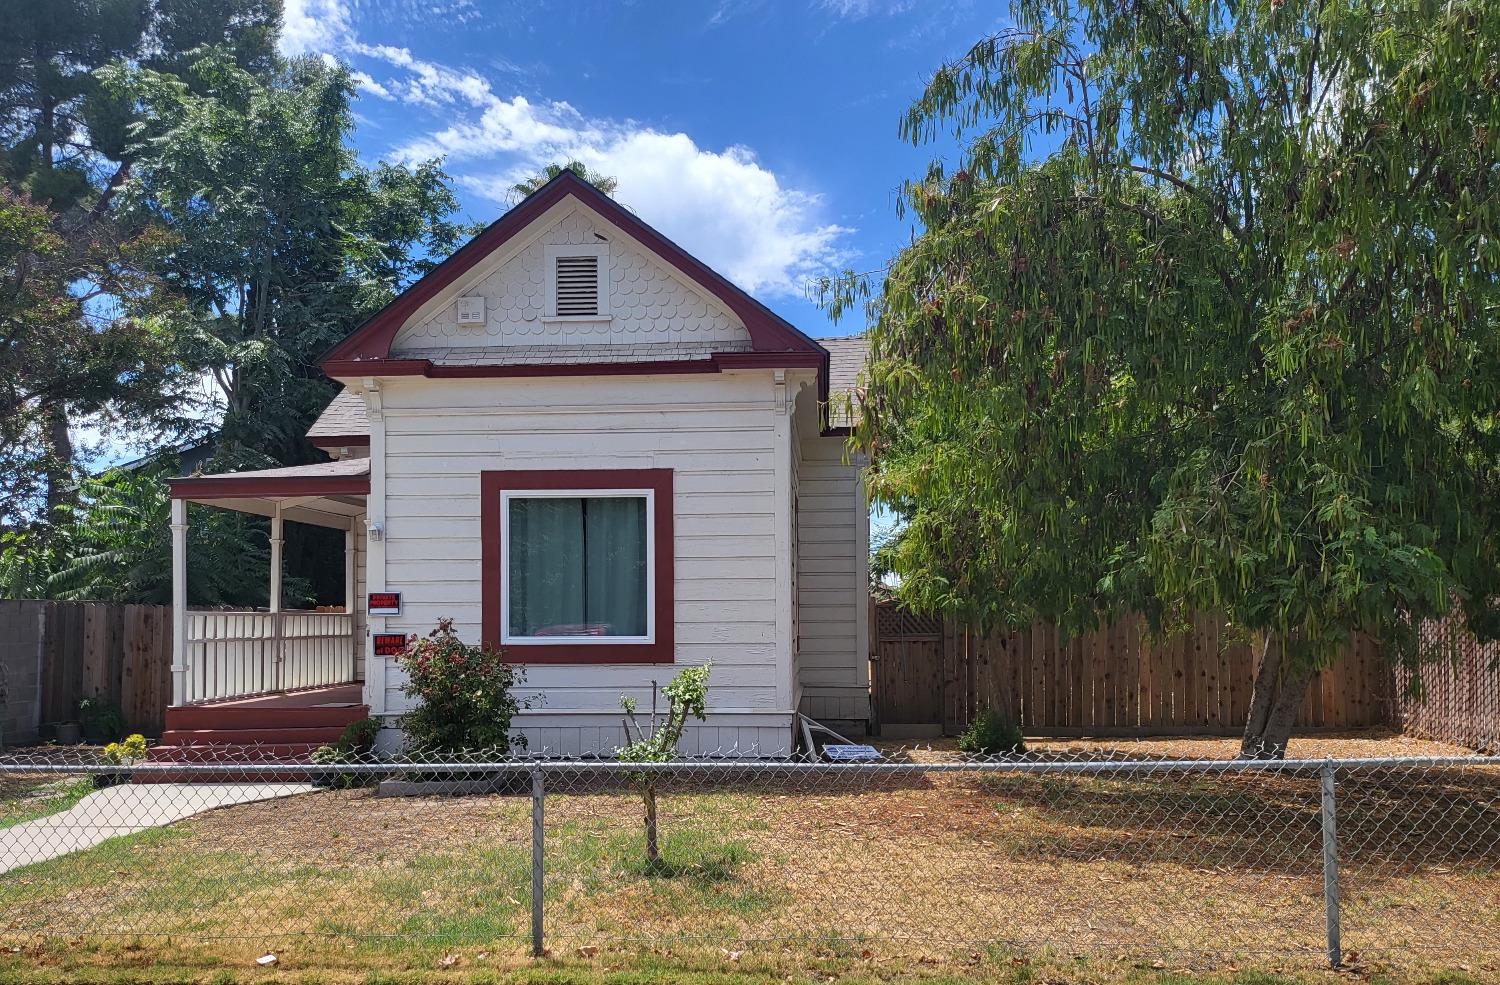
left=0, top=782, right=316, bottom=874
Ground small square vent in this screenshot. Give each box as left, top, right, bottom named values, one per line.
left=456, top=296, right=486, bottom=325
left=554, top=255, right=600, bottom=316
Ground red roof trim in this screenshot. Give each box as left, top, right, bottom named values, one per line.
left=323, top=349, right=824, bottom=381
left=168, top=475, right=370, bottom=500
left=480, top=468, right=674, bottom=665
left=320, top=170, right=824, bottom=368
left=308, top=435, right=371, bottom=449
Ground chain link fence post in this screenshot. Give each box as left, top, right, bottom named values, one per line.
left=531, top=764, right=545, bottom=957
left=1320, top=759, right=1342, bottom=968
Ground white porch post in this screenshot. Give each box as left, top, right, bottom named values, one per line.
left=269, top=501, right=284, bottom=614
left=344, top=526, right=357, bottom=684
left=344, top=527, right=355, bottom=613
left=269, top=501, right=284, bottom=692
left=170, top=498, right=188, bottom=706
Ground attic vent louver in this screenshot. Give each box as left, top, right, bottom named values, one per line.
left=554, top=254, right=600, bottom=316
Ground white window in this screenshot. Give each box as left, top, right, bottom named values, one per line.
left=544, top=244, right=610, bottom=320
left=501, top=489, right=653, bottom=644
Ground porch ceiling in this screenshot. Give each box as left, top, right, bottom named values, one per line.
left=167, top=459, right=368, bottom=530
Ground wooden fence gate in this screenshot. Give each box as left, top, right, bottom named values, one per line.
left=869, top=605, right=951, bottom=735
left=870, top=602, right=1394, bottom=737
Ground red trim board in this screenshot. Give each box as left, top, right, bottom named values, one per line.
left=480, top=468, right=674, bottom=665
left=168, top=474, right=370, bottom=500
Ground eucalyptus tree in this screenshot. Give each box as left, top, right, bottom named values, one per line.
left=829, top=0, right=1500, bottom=756
left=102, top=49, right=467, bottom=600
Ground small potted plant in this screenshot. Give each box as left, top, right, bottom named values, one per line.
left=78, top=697, right=126, bottom=745
left=97, top=734, right=148, bottom=787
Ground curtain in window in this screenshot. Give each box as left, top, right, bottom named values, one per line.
left=507, top=496, right=648, bottom=637
left=584, top=497, right=648, bottom=636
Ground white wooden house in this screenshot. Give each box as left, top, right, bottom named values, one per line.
left=160, top=170, right=870, bottom=759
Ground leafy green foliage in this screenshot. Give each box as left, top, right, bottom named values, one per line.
left=35, top=456, right=280, bottom=606
left=310, top=716, right=382, bottom=788
left=826, top=0, right=1500, bottom=751
left=511, top=160, right=619, bottom=200
left=617, top=664, right=712, bottom=763
left=104, top=48, right=468, bottom=471
left=957, top=709, right=1025, bottom=756
left=617, top=665, right=711, bottom=868
left=0, top=0, right=276, bottom=521
left=77, top=697, right=126, bottom=745
left=0, top=188, right=188, bottom=524
left=396, top=619, right=529, bottom=755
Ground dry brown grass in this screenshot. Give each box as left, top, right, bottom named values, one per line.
left=0, top=731, right=1495, bottom=981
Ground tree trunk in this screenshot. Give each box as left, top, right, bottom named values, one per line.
left=44, top=403, right=74, bottom=518
left=642, top=785, right=659, bottom=868
left=1240, top=632, right=1314, bottom=759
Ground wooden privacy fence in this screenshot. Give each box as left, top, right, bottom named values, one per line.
left=0, top=600, right=173, bottom=741
left=1396, top=612, right=1500, bottom=751
left=871, top=603, right=1392, bottom=736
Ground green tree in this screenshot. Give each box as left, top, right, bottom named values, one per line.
left=511, top=160, right=618, bottom=201
left=618, top=665, right=710, bottom=867
left=0, top=0, right=279, bottom=517
left=830, top=0, right=1500, bottom=756
left=107, top=49, right=466, bottom=468
left=3, top=457, right=275, bottom=605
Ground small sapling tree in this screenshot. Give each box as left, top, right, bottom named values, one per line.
left=617, top=663, right=711, bottom=869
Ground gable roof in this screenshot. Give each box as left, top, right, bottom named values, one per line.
left=307, top=389, right=370, bottom=448
left=321, top=169, right=825, bottom=374
left=823, top=334, right=868, bottom=396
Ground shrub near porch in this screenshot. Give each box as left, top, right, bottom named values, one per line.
left=394, top=618, right=528, bottom=755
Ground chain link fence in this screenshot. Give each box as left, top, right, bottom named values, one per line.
left=0, top=746, right=1496, bottom=974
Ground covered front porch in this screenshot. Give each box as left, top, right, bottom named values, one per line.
left=165, top=459, right=370, bottom=717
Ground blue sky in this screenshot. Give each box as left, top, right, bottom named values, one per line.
left=86, top=1, right=1004, bottom=468
left=281, top=0, right=1006, bottom=335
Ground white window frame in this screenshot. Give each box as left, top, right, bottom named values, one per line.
left=543, top=244, right=611, bottom=321
left=499, top=487, right=655, bottom=646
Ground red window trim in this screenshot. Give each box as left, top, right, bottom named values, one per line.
left=480, top=468, right=674, bottom=665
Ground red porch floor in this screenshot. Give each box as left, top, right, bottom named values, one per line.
left=148, top=684, right=370, bottom=770
left=194, top=683, right=365, bottom=710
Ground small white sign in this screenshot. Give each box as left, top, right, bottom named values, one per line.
left=823, top=744, right=881, bottom=761
left=456, top=296, right=486, bottom=325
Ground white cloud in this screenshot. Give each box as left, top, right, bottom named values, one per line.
left=456, top=132, right=853, bottom=297
left=579, top=133, right=851, bottom=296
left=818, top=0, right=916, bottom=18
left=349, top=70, right=392, bottom=100
left=276, top=1, right=854, bottom=298
left=278, top=0, right=354, bottom=56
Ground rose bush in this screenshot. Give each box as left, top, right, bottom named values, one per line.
left=395, top=618, right=528, bottom=754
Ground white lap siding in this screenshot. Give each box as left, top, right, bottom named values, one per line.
left=794, top=435, right=870, bottom=727
left=374, top=371, right=793, bottom=756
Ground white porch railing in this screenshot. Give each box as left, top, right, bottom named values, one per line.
left=182, top=611, right=356, bottom=705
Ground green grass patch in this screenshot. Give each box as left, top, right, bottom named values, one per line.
left=0, top=777, right=93, bottom=828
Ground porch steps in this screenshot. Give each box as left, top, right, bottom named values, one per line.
left=139, top=688, right=369, bottom=783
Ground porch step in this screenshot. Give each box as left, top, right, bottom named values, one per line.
left=164, top=704, right=369, bottom=732
left=137, top=742, right=329, bottom=782
left=160, top=726, right=348, bottom=747
left=142, top=687, right=371, bottom=783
